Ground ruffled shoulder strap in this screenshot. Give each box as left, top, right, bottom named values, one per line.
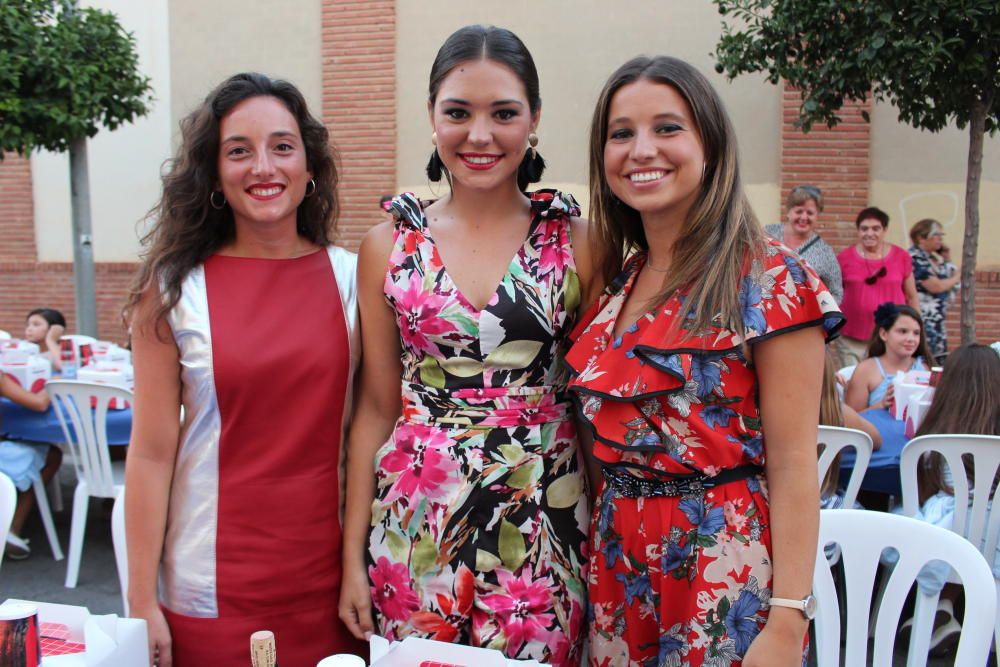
left=384, top=192, right=427, bottom=232
left=529, top=189, right=581, bottom=220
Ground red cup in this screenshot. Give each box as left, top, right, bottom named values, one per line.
left=0, top=602, right=41, bottom=667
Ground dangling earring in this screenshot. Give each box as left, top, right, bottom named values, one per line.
left=431, top=131, right=437, bottom=146
left=528, top=132, right=539, bottom=160
left=304, top=178, right=316, bottom=197
left=210, top=191, right=226, bottom=210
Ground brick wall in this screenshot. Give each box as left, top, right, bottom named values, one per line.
left=320, top=0, right=396, bottom=250
left=0, top=262, right=136, bottom=344
left=0, top=154, right=36, bottom=261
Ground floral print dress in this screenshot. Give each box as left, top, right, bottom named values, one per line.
left=565, top=241, right=843, bottom=667
left=368, top=191, right=589, bottom=667
left=908, top=245, right=957, bottom=361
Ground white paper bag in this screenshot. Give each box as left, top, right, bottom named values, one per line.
left=369, top=635, right=549, bottom=667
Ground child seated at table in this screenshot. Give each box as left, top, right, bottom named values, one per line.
left=845, top=302, right=933, bottom=412
left=0, top=370, right=62, bottom=560
left=24, top=308, right=66, bottom=372
left=819, top=349, right=881, bottom=509
left=887, top=343, right=1000, bottom=653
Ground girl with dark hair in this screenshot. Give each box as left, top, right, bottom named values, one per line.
left=124, top=72, right=362, bottom=666
left=339, top=25, right=600, bottom=666
left=844, top=303, right=932, bottom=413
left=566, top=56, right=843, bottom=666
left=24, top=308, right=66, bottom=371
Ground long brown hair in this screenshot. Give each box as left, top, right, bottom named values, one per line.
left=819, top=348, right=846, bottom=497
left=916, top=344, right=1000, bottom=502
left=588, top=55, right=764, bottom=336
left=124, top=73, right=340, bottom=331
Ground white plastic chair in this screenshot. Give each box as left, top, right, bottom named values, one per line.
left=818, top=425, right=874, bottom=511
left=814, top=509, right=996, bottom=667
left=0, top=330, right=10, bottom=340
left=30, top=465, right=64, bottom=561
left=835, top=364, right=857, bottom=400
left=111, top=487, right=128, bottom=615
left=46, top=380, right=132, bottom=588
left=0, top=473, right=16, bottom=572
left=900, top=433, right=1000, bottom=650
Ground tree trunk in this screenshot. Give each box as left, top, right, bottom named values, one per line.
left=69, top=137, right=98, bottom=337
left=959, top=99, right=986, bottom=345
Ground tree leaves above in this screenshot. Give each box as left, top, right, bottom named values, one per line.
left=713, top=0, right=999, bottom=134
left=0, top=0, right=153, bottom=155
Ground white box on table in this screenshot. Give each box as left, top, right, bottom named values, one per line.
left=368, top=635, right=550, bottom=667
left=90, top=342, right=131, bottom=366
left=904, top=392, right=935, bottom=439
left=2, top=599, right=148, bottom=667
left=0, top=354, right=51, bottom=393
left=1, top=339, right=41, bottom=363
left=76, top=362, right=133, bottom=409
left=891, top=369, right=931, bottom=420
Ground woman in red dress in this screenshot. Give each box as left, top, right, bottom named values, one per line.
left=567, top=56, right=844, bottom=667
left=124, top=73, right=364, bottom=666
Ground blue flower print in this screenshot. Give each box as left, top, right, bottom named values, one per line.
left=782, top=254, right=807, bottom=284
left=690, top=355, right=723, bottom=398
left=679, top=497, right=727, bottom=537
left=725, top=589, right=763, bottom=655
left=646, top=624, right=688, bottom=667
left=729, top=434, right=763, bottom=459
left=603, top=537, right=624, bottom=569
left=615, top=570, right=653, bottom=607
left=739, top=277, right=768, bottom=335
left=662, top=540, right=691, bottom=573
left=702, top=404, right=738, bottom=430
left=598, top=490, right=616, bottom=534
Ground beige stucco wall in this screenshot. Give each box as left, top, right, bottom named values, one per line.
left=168, top=0, right=323, bottom=134
left=31, top=0, right=173, bottom=262
left=870, top=101, right=1000, bottom=267
left=395, top=0, right=782, bottom=224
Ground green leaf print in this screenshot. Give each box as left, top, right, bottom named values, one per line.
left=499, top=519, right=527, bottom=571
left=476, top=549, right=502, bottom=572
left=507, top=457, right=542, bottom=489
left=418, top=356, right=446, bottom=389
left=440, top=355, right=484, bottom=377
left=545, top=473, right=583, bottom=509
left=499, top=444, right=526, bottom=465
left=386, top=530, right=409, bottom=563
left=562, top=268, right=581, bottom=315
left=412, top=533, right=439, bottom=578
left=485, top=340, right=544, bottom=369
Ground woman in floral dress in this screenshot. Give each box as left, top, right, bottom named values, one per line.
left=339, top=25, right=600, bottom=667
left=567, top=56, right=843, bottom=667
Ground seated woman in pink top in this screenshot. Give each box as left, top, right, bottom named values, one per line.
left=838, top=207, right=919, bottom=365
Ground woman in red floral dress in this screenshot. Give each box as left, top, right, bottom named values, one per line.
left=567, top=56, right=844, bottom=667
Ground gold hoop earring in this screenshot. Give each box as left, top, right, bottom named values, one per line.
left=210, top=191, right=226, bottom=210
left=528, top=132, right=539, bottom=159
left=431, top=131, right=437, bottom=146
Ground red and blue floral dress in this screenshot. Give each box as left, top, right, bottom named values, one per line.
left=565, top=241, right=843, bottom=667
left=368, top=191, right=589, bottom=667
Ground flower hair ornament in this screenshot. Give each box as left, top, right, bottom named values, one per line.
left=873, top=302, right=899, bottom=330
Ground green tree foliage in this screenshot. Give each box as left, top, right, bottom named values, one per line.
left=714, top=0, right=999, bottom=342
left=0, top=0, right=152, bottom=155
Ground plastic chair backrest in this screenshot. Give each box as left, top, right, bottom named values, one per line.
left=0, top=473, right=16, bottom=569
left=46, top=380, right=133, bottom=498
left=111, top=488, right=128, bottom=615
left=817, top=425, right=873, bottom=509
left=814, top=509, right=996, bottom=666
left=900, top=434, right=1000, bottom=564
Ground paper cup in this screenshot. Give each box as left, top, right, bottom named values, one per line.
left=0, top=602, right=41, bottom=667
left=317, top=654, right=366, bottom=667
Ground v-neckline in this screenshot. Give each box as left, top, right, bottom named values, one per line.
left=423, top=209, right=539, bottom=314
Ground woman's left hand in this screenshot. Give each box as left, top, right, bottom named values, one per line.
left=742, top=622, right=807, bottom=667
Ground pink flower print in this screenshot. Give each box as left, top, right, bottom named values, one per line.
left=480, top=569, right=556, bottom=654
left=724, top=499, right=747, bottom=531
left=380, top=425, right=459, bottom=504
left=386, top=270, right=459, bottom=356
left=369, top=556, right=420, bottom=622
left=535, top=231, right=567, bottom=277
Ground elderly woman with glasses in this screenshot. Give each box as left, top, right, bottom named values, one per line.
left=908, top=218, right=959, bottom=364
left=837, top=206, right=920, bottom=365
left=765, top=185, right=843, bottom=303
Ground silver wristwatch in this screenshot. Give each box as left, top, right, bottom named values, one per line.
left=768, top=594, right=817, bottom=620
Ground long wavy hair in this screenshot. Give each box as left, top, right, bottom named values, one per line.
left=588, top=55, right=764, bottom=336
left=916, top=344, right=1000, bottom=502
left=124, top=72, right=340, bottom=331
left=819, top=348, right=846, bottom=497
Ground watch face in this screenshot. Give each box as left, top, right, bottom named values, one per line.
left=803, top=594, right=818, bottom=620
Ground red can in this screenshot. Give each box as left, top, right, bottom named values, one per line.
left=0, top=602, right=41, bottom=667
left=929, top=366, right=943, bottom=387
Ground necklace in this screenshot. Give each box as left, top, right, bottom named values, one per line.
left=644, top=261, right=671, bottom=273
